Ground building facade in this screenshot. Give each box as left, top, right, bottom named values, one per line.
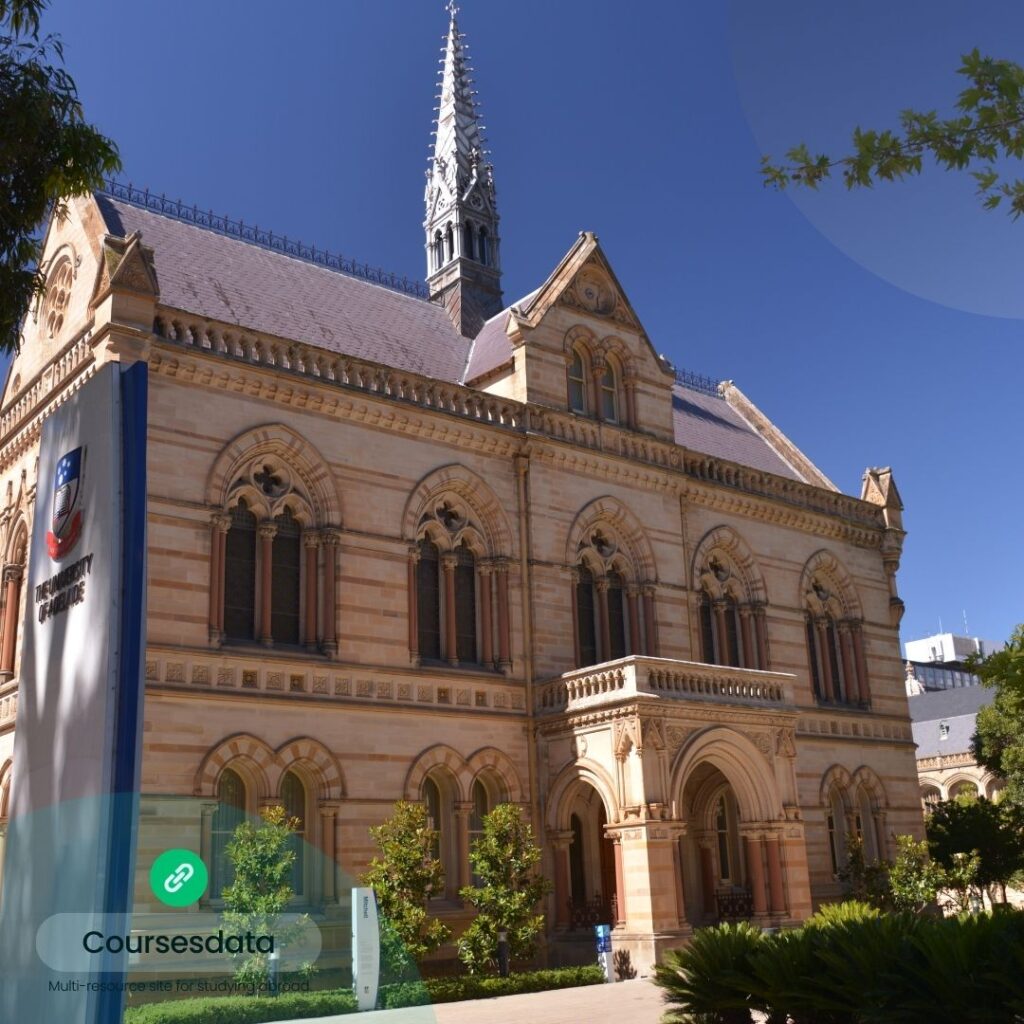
left=0, top=7, right=923, bottom=970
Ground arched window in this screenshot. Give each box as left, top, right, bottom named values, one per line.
left=416, top=539, right=441, bottom=661
left=281, top=770, right=307, bottom=898
left=463, top=221, right=475, bottom=260
left=0, top=531, right=26, bottom=679
left=271, top=508, right=301, bottom=646
left=856, top=789, right=878, bottom=862
left=469, top=778, right=490, bottom=886
left=433, top=230, right=443, bottom=270
left=804, top=569, right=867, bottom=706
left=478, top=227, right=489, bottom=266
left=715, top=795, right=732, bottom=882
left=699, top=591, right=742, bottom=666
left=567, top=347, right=588, bottom=414
left=695, top=548, right=765, bottom=670
left=445, top=224, right=454, bottom=262
left=454, top=544, right=477, bottom=664
left=599, top=363, right=618, bottom=423
left=607, top=571, right=627, bottom=661
left=826, top=791, right=846, bottom=877
left=921, top=785, right=942, bottom=809
left=224, top=500, right=257, bottom=642
left=569, top=813, right=586, bottom=906
left=212, top=769, right=246, bottom=896
left=423, top=774, right=455, bottom=899
left=576, top=566, right=598, bottom=667
left=699, top=591, right=716, bottom=664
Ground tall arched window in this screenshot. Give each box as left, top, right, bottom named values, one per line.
left=281, top=770, right=307, bottom=898
left=804, top=568, right=868, bottom=706
left=463, top=221, right=475, bottom=260
left=599, top=363, right=618, bottom=423
left=826, top=791, right=846, bottom=876
left=478, top=227, right=489, bottom=266
left=469, top=778, right=490, bottom=886
left=454, top=544, right=477, bottom=664
left=695, top=547, right=766, bottom=670
left=567, top=347, right=588, bottom=414
left=576, top=567, right=597, bottom=667
left=423, top=774, right=454, bottom=899
left=445, top=224, right=454, bottom=262
left=212, top=769, right=246, bottom=896
left=607, top=571, right=627, bottom=661
left=224, top=500, right=257, bottom=641
left=416, top=539, right=441, bottom=661
left=433, top=230, right=443, bottom=270
left=271, top=509, right=301, bottom=645
left=0, top=531, right=26, bottom=679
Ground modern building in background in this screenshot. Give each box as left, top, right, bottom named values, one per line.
left=904, top=632, right=1001, bottom=807
left=0, top=7, right=924, bottom=970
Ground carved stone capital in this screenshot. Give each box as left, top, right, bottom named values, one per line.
left=303, top=531, right=322, bottom=550
left=2, top=564, right=23, bottom=585
left=320, top=527, right=342, bottom=547
left=210, top=511, right=231, bottom=532
left=257, top=522, right=278, bottom=540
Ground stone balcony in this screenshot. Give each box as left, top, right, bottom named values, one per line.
left=535, top=655, right=796, bottom=715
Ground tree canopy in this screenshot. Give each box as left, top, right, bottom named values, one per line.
left=762, top=50, right=1024, bottom=220
left=972, top=624, right=1024, bottom=804
left=1, top=0, right=120, bottom=353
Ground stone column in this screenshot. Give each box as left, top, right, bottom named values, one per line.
left=442, top=551, right=458, bottom=666
left=765, top=834, right=786, bottom=915
left=303, top=532, right=320, bottom=650
left=208, top=513, right=229, bottom=645
left=319, top=804, right=338, bottom=905
left=613, top=835, right=627, bottom=925
left=625, top=586, right=641, bottom=655
left=0, top=564, right=23, bottom=679
left=698, top=840, right=716, bottom=919
left=838, top=622, right=858, bottom=703
left=671, top=836, right=687, bottom=927
left=852, top=624, right=870, bottom=705
left=643, top=586, right=658, bottom=657
left=407, top=545, right=420, bottom=665
left=623, top=375, right=637, bottom=429
left=321, top=529, right=340, bottom=656
left=570, top=567, right=581, bottom=667
left=745, top=834, right=768, bottom=915
left=739, top=605, right=755, bottom=669
left=590, top=361, right=606, bottom=422
left=495, top=560, right=511, bottom=670
left=257, top=522, right=277, bottom=645
left=550, top=832, right=573, bottom=929
left=455, top=802, right=474, bottom=894
left=479, top=563, right=494, bottom=667
left=815, top=618, right=835, bottom=701
left=596, top=577, right=610, bottom=661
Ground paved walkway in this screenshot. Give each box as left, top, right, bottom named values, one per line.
left=274, top=978, right=668, bottom=1024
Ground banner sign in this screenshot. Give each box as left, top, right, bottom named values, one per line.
left=595, top=923, right=612, bottom=982
left=0, top=362, right=148, bottom=1024
left=351, top=886, right=380, bottom=1011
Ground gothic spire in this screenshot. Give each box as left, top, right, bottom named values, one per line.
left=424, top=1, right=503, bottom=338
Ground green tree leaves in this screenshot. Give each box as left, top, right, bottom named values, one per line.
left=762, top=50, right=1024, bottom=219
left=1, top=0, right=120, bottom=352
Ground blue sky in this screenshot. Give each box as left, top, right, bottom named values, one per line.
left=37, top=0, right=1022, bottom=646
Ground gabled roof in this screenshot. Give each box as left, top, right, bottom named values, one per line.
left=94, top=193, right=472, bottom=381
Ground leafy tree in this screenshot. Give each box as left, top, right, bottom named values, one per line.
left=837, top=835, right=891, bottom=908
left=887, top=835, right=945, bottom=914
left=457, top=803, right=552, bottom=975
left=1, top=0, right=120, bottom=353
left=927, top=794, right=1024, bottom=904
left=222, top=804, right=312, bottom=989
left=972, top=625, right=1024, bottom=803
left=762, top=50, right=1024, bottom=219
left=360, top=800, right=449, bottom=980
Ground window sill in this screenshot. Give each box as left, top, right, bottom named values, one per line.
left=218, top=639, right=330, bottom=660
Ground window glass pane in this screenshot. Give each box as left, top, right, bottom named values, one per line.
left=576, top=567, right=597, bottom=667
left=455, top=545, right=477, bottom=663
left=807, top=617, right=822, bottom=699
left=212, top=769, right=246, bottom=896
left=700, top=592, right=716, bottom=664
left=607, top=572, right=626, bottom=660
left=601, top=367, right=617, bottom=422
left=224, top=501, right=256, bottom=641
left=417, top=540, right=441, bottom=661
left=469, top=780, right=489, bottom=886
left=281, top=771, right=306, bottom=897
left=271, top=509, right=301, bottom=645
left=725, top=597, right=740, bottom=667
left=568, top=350, right=587, bottom=413
left=827, top=621, right=843, bottom=701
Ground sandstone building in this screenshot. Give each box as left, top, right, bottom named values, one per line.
left=0, top=7, right=923, bottom=968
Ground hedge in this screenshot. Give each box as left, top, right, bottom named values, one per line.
left=379, top=965, right=606, bottom=1008
left=654, top=903, right=1024, bottom=1024
left=122, top=991, right=357, bottom=1024
left=123, top=965, right=605, bottom=1022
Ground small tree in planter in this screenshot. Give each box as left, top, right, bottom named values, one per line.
left=222, top=804, right=311, bottom=988
left=458, top=803, right=552, bottom=974
left=360, top=800, right=450, bottom=981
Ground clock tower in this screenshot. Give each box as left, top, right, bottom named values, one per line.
left=424, top=2, right=503, bottom=338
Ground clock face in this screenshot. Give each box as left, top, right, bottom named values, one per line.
left=575, top=269, right=615, bottom=315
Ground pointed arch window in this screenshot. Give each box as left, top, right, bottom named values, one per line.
left=224, top=500, right=257, bottom=642
left=478, top=227, right=489, bottom=266
left=423, top=774, right=455, bottom=899
left=469, top=778, right=490, bottom=886
left=281, top=770, right=307, bottom=898
left=805, top=570, right=869, bottom=707
left=432, top=230, right=444, bottom=270
left=607, top=571, right=627, bottom=661
left=599, top=363, right=619, bottom=423
left=445, top=224, right=454, bottom=262
left=567, top=347, right=588, bottom=414
left=212, top=769, right=246, bottom=896
left=0, top=532, right=27, bottom=679
left=417, top=539, right=442, bottom=661
left=576, top=567, right=598, bottom=667
left=454, top=544, right=477, bottom=664
left=271, top=508, right=301, bottom=646
left=826, top=791, right=846, bottom=876
left=699, top=590, right=742, bottom=666
left=463, top=222, right=475, bottom=261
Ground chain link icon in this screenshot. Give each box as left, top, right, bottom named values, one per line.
left=163, top=862, right=196, bottom=894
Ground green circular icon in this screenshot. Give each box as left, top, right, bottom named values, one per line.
left=150, top=849, right=208, bottom=907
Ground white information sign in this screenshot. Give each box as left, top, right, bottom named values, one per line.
left=351, top=886, right=380, bottom=1011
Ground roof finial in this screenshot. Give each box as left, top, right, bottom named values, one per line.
left=446, top=0, right=458, bottom=19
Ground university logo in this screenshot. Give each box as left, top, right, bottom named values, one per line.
left=46, top=447, right=84, bottom=559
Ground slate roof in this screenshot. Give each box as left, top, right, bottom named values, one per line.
left=96, top=192, right=811, bottom=486
left=909, top=685, right=990, bottom=758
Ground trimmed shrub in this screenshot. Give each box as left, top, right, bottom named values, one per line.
left=123, top=990, right=357, bottom=1024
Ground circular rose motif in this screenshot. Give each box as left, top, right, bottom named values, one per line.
left=575, top=269, right=614, bottom=315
